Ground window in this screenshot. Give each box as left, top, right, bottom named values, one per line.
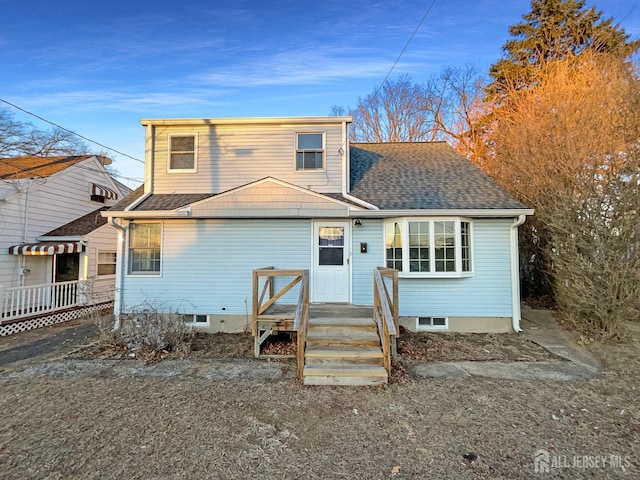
left=168, top=134, right=197, bottom=172
left=385, top=222, right=403, bottom=270
left=184, top=314, right=209, bottom=327
left=416, top=316, right=448, bottom=330
left=318, top=226, right=344, bottom=265
left=91, top=194, right=106, bottom=204
left=97, top=251, right=116, bottom=276
left=385, top=219, right=473, bottom=276
left=296, top=133, right=324, bottom=170
left=129, top=223, right=161, bottom=274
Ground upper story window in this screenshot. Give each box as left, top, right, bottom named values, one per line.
left=168, top=134, right=197, bottom=172
left=296, top=133, right=324, bottom=170
left=384, top=218, right=473, bottom=277
left=129, top=222, right=162, bottom=275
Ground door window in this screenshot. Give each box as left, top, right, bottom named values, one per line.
left=318, top=227, right=344, bottom=266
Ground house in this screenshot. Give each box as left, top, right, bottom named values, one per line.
left=104, top=117, right=533, bottom=336
left=0, top=155, right=131, bottom=334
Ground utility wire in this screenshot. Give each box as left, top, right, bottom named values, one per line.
left=0, top=98, right=144, bottom=164
left=371, top=0, right=437, bottom=100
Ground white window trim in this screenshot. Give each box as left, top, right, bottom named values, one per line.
left=294, top=131, right=326, bottom=172
left=167, top=133, right=198, bottom=173
left=97, top=250, right=117, bottom=277
left=184, top=314, right=210, bottom=327
left=384, top=217, right=474, bottom=278
left=126, top=221, right=163, bottom=277
left=416, top=316, right=449, bottom=331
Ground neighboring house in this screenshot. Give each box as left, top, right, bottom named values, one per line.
left=0, top=155, right=130, bottom=334
left=104, top=116, right=533, bottom=335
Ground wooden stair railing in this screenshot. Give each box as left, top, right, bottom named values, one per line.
left=373, top=268, right=399, bottom=375
left=294, top=271, right=310, bottom=379
left=252, top=267, right=308, bottom=358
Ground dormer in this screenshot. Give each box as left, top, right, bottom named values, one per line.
left=141, top=116, right=351, bottom=195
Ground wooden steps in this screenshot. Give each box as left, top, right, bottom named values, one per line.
left=302, top=317, right=387, bottom=386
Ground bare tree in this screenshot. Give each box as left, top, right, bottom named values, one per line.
left=424, top=65, right=488, bottom=164
left=0, top=108, right=89, bottom=157
left=490, top=53, right=640, bottom=338
left=348, top=75, right=437, bottom=143
left=344, top=69, right=486, bottom=152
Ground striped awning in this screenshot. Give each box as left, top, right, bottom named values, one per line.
left=9, top=242, right=84, bottom=256
left=91, top=183, right=118, bottom=200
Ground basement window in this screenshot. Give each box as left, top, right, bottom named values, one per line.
left=416, top=316, right=448, bottom=330
left=184, top=314, right=209, bottom=327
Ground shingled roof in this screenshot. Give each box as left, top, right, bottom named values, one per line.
left=349, top=142, right=527, bottom=210
left=0, top=155, right=94, bottom=180
left=43, top=207, right=110, bottom=237
left=108, top=185, right=214, bottom=212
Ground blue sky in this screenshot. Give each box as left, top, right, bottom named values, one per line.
left=1, top=0, right=639, bottom=186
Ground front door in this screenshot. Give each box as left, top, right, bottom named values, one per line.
left=53, top=253, right=80, bottom=283
left=312, top=221, right=350, bottom=303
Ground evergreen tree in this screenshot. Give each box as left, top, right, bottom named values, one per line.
left=487, top=0, right=640, bottom=95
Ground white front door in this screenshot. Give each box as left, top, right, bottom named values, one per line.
left=312, top=221, right=350, bottom=303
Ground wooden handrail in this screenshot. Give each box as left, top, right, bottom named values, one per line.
left=295, top=271, right=310, bottom=379
left=252, top=267, right=306, bottom=335
left=373, top=268, right=398, bottom=374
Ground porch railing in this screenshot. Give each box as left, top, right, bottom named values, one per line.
left=252, top=267, right=308, bottom=358
left=0, top=280, right=85, bottom=323
left=373, top=267, right=399, bottom=374
left=294, top=271, right=310, bottom=379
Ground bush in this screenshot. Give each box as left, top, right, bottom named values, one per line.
left=115, top=303, right=195, bottom=361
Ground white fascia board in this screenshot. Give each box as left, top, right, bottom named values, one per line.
left=101, top=210, right=189, bottom=219
left=141, top=116, right=353, bottom=127
left=354, top=208, right=534, bottom=218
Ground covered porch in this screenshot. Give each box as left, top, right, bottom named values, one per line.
left=0, top=279, right=113, bottom=336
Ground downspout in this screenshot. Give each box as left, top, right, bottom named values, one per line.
left=510, top=214, right=527, bottom=332
left=340, top=120, right=378, bottom=211
left=109, top=124, right=156, bottom=328
left=19, top=179, right=33, bottom=287
left=108, top=217, right=126, bottom=328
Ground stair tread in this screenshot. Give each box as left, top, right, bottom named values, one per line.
left=309, top=317, right=375, bottom=326
left=307, top=330, right=379, bottom=338
left=303, top=364, right=388, bottom=377
left=305, top=346, right=383, bottom=358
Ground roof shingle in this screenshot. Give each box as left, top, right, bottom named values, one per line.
left=43, top=207, right=110, bottom=237
left=349, top=142, right=527, bottom=210
left=0, top=155, right=94, bottom=180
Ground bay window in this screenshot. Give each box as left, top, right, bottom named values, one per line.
left=385, top=218, right=472, bottom=276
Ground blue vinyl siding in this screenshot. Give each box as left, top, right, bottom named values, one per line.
left=123, top=219, right=311, bottom=314
left=398, top=219, right=513, bottom=317
left=352, top=219, right=385, bottom=305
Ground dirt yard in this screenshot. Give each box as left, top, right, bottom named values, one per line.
left=0, top=319, right=638, bottom=479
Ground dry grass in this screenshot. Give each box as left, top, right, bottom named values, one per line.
left=1, top=322, right=639, bottom=478
left=397, top=328, right=555, bottom=362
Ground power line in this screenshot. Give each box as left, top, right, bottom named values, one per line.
left=0, top=98, right=144, bottom=164
left=372, top=0, right=437, bottom=100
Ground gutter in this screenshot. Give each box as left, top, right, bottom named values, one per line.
left=340, top=120, right=378, bottom=211
left=353, top=208, right=534, bottom=218
left=510, top=214, right=527, bottom=332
